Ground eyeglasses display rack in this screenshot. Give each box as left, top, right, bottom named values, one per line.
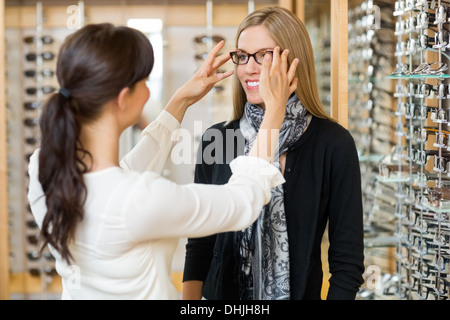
left=381, top=0, right=450, bottom=300
left=5, top=1, right=74, bottom=299
left=349, top=0, right=401, bottom=300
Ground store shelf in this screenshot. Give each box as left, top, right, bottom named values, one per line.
left=387, top=74, right=450, bottom=80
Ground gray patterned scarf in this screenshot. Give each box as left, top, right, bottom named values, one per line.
left=236, top=94, right=309, bottom=300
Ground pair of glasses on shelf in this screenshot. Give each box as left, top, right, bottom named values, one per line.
left=414, top=127, right=450, bottom=147
left=406, top=82, right=450, bottom=99
left=415, top=278, right=449, bottom=300
left=415, top=170, right=450, bottom=189
left=395, top=12, right=438, bottom=34
left=400, top=102, right=432, bottom=120
left=428, top=186, right=450, bottom=208
left=23, top=117, right=39, bottom=128
left=431, top=108, right=450, bottom=123
left=25, top=52, right=55, bottom=62
left=28, top=266, right=57, bottom=278
left=23, top=102, right=43, bottom=111
left=417, top=33, right=450, bottom=58
left=415, top=0, right=450, bottom=13
left=396, top=39, right=419, bottom=57
left=435, top=4, right=450, bottom=25
left=432, top=155, right=450, bottom=173
left=391, top=63, right=411, bottom=76
left=378, top=163, right=420, bottom=179
left=193, top=34, right=225, bottom=45
left=27, top=250, right=55, bottom=262
left=395, top=82, right=450, bottom=99
left=23, top=35, right=54, bottom=45
left=434, top=82, right=450, bottom=99
left=411, top=61, right=448, bottom=76
left=395, top=0, right=417, bottom=14
left=25, top=86, right=56, bottom=96
left=409, top=148, right=450, bottom=165
left=24, top=69, right=54, bottom=78
left=24, top=136, right=39, bottom=146
left=391, top=61, right=448, bottom=76
left=411, top=259, right=450, bottom=289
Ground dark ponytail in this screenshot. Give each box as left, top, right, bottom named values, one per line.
left=39, top=94, right=89, bottom=263
left=38, top=23, right=154, bottom=263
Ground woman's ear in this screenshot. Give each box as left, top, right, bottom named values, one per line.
left=117, top=87, right=130, bottom=111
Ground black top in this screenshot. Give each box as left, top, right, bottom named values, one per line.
left=183, top=116, right=365, bottom=300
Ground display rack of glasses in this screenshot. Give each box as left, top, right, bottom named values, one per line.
left=348, top=0, right=402, bottom=300
left=5, top=2, right=67, bottom=298
left=378, top=0, right=450, bottom=300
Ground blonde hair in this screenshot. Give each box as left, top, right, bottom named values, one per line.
left=230, top=6, right=331, bottom=121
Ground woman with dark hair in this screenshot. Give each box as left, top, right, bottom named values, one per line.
left=27, top=23, right=299, bottom=299
left=183, top=7, right=365, bottom=300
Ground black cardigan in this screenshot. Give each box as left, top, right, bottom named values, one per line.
left=183, top=116, right=365, bottom=300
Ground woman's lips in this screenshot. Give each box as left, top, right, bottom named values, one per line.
left=246, top=80, right=259, bottom=90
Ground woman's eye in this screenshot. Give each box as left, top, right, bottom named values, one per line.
left=238, top=54, right=247, bottom=61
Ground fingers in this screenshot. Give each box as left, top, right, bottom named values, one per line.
left=280, top=48, right=289, bottom=74
left=215, top=69, right=234, bottom=81
left=204, top=69, right=234, bottom=88
left=261, top=50, right=272, bottom=78
left=271, top=46, right=281, bottom=71
left=200, top=40, right=233, bottom=78
left=205, top=40, right=226, bottom=65
left=287, top=58, right=299, bottom=84
left=211, top=51, right=232, bottom=73
left=266, top=47, right=292, bottom=77
left=289, top=77, right=298, bottom=95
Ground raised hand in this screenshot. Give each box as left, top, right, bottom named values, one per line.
left=258, top=46, right=299, bottom=120
left=248, top=47, right=299, bottom=163
left=165, top=40, right=234, bottom=123
left=178, top=40, right=234, bottom=106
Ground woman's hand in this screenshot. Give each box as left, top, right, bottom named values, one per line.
left=165, top=40, right=234, bottom=123
left=258, top=47, right=299, bottom=121
left=182, top=40, right=234, bottom=105
left=248, top=47, right=298, bottom=163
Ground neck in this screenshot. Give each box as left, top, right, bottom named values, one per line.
left=79, top=108, right=122, bottom=172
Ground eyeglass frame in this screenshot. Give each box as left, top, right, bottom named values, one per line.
left=229, top=49, right=274, bottom=65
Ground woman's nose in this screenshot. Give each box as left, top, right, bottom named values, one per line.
left=244, top=56, right=261, bottom=74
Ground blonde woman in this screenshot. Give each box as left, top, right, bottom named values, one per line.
left=183, top=7, right=365, bottom=300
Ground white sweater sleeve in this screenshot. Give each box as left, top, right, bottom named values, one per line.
left=120, top=110, right=181, bottom=174
left=124, top=156, right=285, bottom=241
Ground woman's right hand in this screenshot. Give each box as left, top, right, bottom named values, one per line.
left=165, top=40, right=234, bottom=123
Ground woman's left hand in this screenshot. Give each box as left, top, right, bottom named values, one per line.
left=258, top=46, right=299, bottom=118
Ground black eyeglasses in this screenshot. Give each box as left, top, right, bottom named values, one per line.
left=29, top=266, right=57, bottom=278
left=24, top=102, right=43, bottom=111
left=230, top=49, right=274, bottom=65
left=25, top=86, right=56, bottom=95
left=23, top=35, right=54, bottom=45
left=25, top=52, right=55, bottom=62
left=193, top=34, right=225, bottom=45
left=24, top=69, right=54, bottom=78
left=24, top=118, right=39, bottom=128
